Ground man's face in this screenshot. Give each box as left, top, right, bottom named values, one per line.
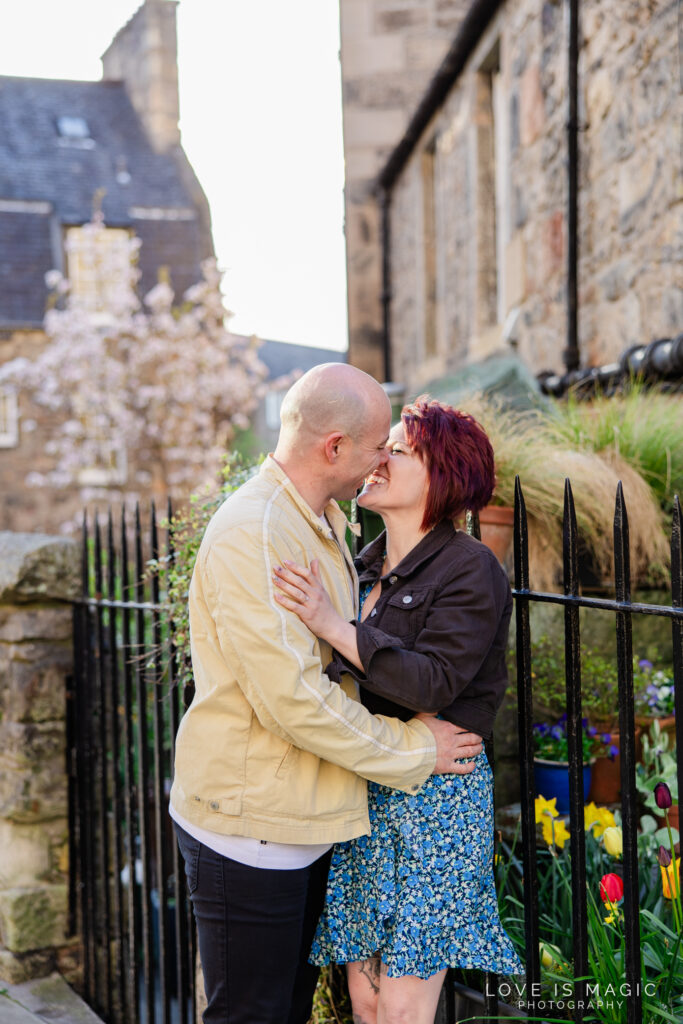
left=333, top=407, right=391, bottom=501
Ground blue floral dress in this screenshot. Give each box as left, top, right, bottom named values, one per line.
left=309, top=585, right=522, bottom=980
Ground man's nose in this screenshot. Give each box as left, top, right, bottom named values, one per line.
left=376, top=447, right=390, bottom=465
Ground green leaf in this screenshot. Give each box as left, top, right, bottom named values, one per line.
left=654, top=826, right=679, bottom=846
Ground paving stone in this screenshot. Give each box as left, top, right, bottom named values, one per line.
left=1, top=973, right=105, bottom=1023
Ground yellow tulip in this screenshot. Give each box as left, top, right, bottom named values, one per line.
left=602, top=826, right=623, bottom=858
left=540, top=941, right=563, bottom=968
left=661, top=857, right=681, bottom=900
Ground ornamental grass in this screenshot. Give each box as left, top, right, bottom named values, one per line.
left=462, top=395, right=670, bottom=592
left=545, top=383, right=683, bottom=516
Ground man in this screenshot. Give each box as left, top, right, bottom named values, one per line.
left=170, top=363, right=483, bottom=1023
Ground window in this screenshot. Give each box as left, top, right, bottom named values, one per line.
left=56, top=116, right=95, bottom=149
left=0, top=389, right=19, bottom=448
left=77, top=423, right=127, bottom=487
left=65, top=225, right=132, bottom=316
left=57, top=115, right=89, bottom=139
left=265, top=388, right=286, bottom=431
left=492, top=60, right=510, bottom=325
left=421, top=137, right=438, bottom=358
left=476, top=40, right=509, bottom=330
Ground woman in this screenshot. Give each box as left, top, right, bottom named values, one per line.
left=273, top=397, right=522, bottom=1023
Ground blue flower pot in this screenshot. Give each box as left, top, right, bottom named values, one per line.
left=534, top=758, right=592, bottom=816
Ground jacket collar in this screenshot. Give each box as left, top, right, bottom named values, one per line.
left=357, top=519, right=457, bottom=581
left=260, top=455, right=358, bottom=547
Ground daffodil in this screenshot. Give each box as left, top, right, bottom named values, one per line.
left=535, top=795, right=559, bottom=823
left=584, top=801, right=616, bottom=838
left=542, top=815, right=570, bottom=849
left=604, top=906, right=621, bottom=925
left=602, top=825, right=623, bottom=858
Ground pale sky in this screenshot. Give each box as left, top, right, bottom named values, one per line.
left=0, top=0, right=348, bottom=350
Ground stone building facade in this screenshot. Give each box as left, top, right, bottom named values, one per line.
left=341, top=0, right=471, bottom=381
left=340, top=0, right=682, bottom=391
left=0, top=0, right=214, bottom=533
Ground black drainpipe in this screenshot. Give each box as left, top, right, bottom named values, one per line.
left=379, top=187, right=392, bottom=383
left=565, top=0, right=581, bottom=372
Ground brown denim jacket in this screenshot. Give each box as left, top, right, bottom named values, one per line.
left=327, top=520, right=512, bottom=740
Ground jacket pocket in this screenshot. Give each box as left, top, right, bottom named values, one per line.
left=275, top=743, right=299, bottom=778
left=379, top=584, right=434, bottom=636
left=175, top=825, right=201, bottom=895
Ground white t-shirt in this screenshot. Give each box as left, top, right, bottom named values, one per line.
left=170, top=805, right=332, bottom=870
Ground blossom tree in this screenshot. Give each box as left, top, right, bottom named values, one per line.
left=0, top=215, right=272, bottom=499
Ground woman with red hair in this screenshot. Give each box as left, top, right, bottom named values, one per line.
left=273, top=397, right=521, bottom=1022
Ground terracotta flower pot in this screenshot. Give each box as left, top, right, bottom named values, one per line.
left=588, top=724, right=642, bottom=805
left=476, top=504, right=514, bottom=564
left=635, top=713, right=676, bottom=745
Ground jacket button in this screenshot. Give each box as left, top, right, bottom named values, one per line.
left=209, top=800, right=219, bottom=810
left=389, top=575, right=397, bottom=583
left=402, top=595, right=413, bottom=604
left=193, top=795, right=201, bottom=801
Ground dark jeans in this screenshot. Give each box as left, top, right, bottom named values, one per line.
left=175, top=823, right=331, bottom=1024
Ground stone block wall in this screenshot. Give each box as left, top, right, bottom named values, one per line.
left=340, top=0, right=471, bottom=381
left=344, top=0, right=682, bottom=391
left=0, top=329, right=79, bottom=535
left=0, top=532, right=80, bottom=984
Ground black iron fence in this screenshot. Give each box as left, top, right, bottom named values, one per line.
left=68, top=484, right=682, bottom=1024
left=69, top=504, right=195, bottom=1024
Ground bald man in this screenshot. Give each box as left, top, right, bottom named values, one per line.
left=170, top=364, right=483, bottom=1024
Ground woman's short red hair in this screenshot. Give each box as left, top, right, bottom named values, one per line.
left=401, top=396, right=495, bottom=531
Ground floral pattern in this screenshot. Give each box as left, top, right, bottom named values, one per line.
left=310, top=753, right=523, bottom=979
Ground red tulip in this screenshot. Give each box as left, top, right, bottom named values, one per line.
left=658, top=845, right=672, bottom=868
left=600, top=872, right=624, bottom=904
left=654, top=782, right=673, bottom=810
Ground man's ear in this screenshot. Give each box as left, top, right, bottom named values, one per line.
left=323, top=431, right=345, bottom=464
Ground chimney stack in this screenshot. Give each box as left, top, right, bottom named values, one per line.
left=101, top=0, right=180, bottom=153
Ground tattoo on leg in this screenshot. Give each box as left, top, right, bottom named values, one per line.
left=358, top=955, right=380, bottom=994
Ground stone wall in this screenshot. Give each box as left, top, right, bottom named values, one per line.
left=0, top=329, right=88, bottom=535
left=344, top=0, right=682, bottom=391
left=340, top=0, right=471, bottom=380
left=0, top=532, right=80, bottom=984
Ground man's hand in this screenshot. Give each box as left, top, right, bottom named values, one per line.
left=416, top=713, right=484, bottom=775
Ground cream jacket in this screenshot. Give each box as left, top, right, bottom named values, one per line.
left=170, top=457, right=437, bottom=844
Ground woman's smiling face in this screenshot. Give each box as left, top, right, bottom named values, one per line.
left=357, top=422, right=430, bottom=518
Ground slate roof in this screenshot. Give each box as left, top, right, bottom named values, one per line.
left=257, top=340, right=346, bottom=379
left=0, top=75, right=212, bottom=327
left=0, top=76, right=192, bottom=221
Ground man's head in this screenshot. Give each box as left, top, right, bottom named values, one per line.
left=274, top=363, right=391, bottom=509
